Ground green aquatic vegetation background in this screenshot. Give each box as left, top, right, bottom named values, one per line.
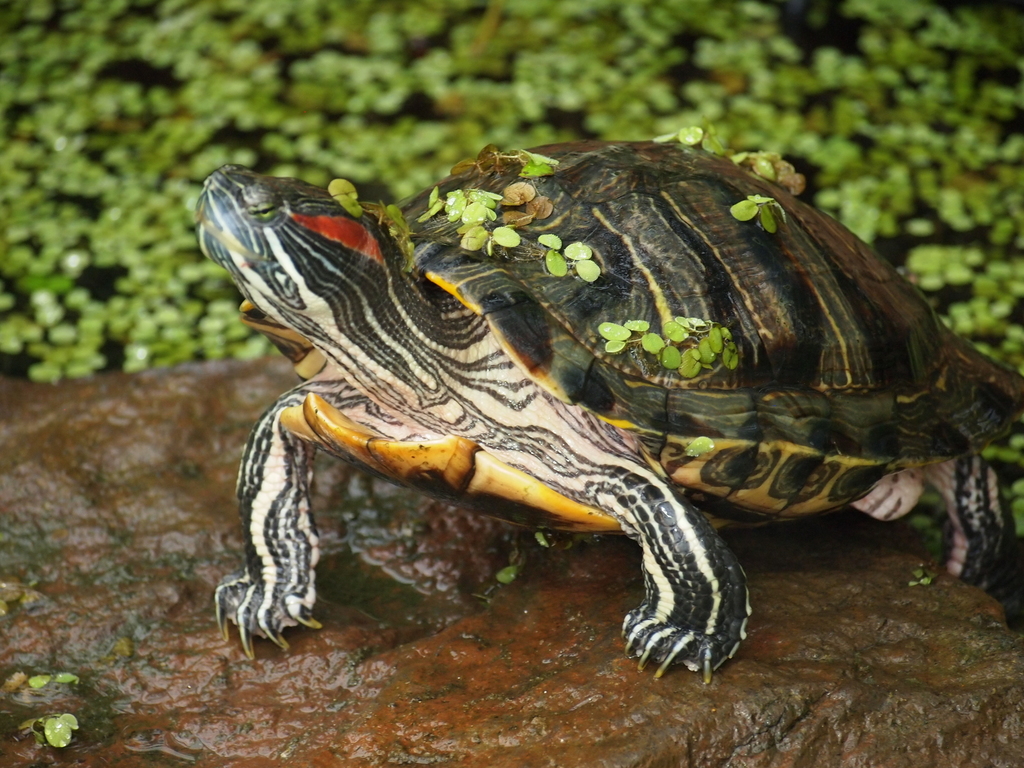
left=3, top=0, right=1024, bottom=529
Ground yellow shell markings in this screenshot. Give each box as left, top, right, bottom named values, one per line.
left=660, top=433, right=892, bottom=518
left=423, top=271, right=483, bottom=314
left=283, top=394, right=621, bottom=533
left=591, top=207, right=675, bottom=328
left=771, top=218, right=861, bottom=390
left=667, top=180, right=868, bottom=389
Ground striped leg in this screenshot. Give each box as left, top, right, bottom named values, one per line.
left=215, top=386, right=321, bottom=657
left=851, top=468, right=924, bottom=521
left=926, top=456, right=1024, bottom=619
left=613, top=467, right=750, bottom=681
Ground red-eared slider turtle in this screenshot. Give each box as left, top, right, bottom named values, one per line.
left=195, top=140, right=1024, bottom=680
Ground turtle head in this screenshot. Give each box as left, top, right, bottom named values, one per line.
left=196, top=165, right=393, bottom=331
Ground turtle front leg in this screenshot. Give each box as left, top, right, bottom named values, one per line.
left=926, top=456, right=1024, bottom=619
left=609, top=467, right=750, bottom=680
left=216, top=387, right=321, bottom=657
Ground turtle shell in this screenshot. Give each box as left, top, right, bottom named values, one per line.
left=405, top=141, right=1024, bottom=521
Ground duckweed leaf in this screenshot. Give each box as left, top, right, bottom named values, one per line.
left=708, top=326, right=723, bottom=353
left=730, top=200, right=759, bottom=221
left=753, top=155, right=777, bottom=181
left=327, top=179, right=357, bottom=197
left=328, top=179, right=363, bottom=218
left=495, top=565, right=520, bottom=584
left=660, top=345, right=682, bottom=369
left=680, top=349, right=703, bottom=378
left=641, top=333, right=665, bottom=354
left=43, top=714, right=79, bottom=748
left=460, top=226, right=488, bottom=251
left=525, top=196, right=554, bottom=219
left=598, top=322, right=631, bottom=341
left=698, top=338, right=714, bottom=364
left=545, top=250, right=568, bottom=276
left=679, top=126, right=704, bottom=145
left=491, top=227, right=521, bottom=247
left=518, top=151, right=559, bottom=178
left=564, top=242, right=593, bottom=260
left=663, top=320, right=687, bottom=342
left=722, top=342, right=739, bottom=369
left=417, top=186, right=445, bottom=222
left=574, top=260, right=601, bottom=282
left=501, top=182, right=536, bottom=205
left=462, top=201, right=495, bottom=225
left=685, top=436, right=716, bottom=457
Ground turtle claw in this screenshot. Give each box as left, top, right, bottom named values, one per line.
left=214, top=569, right=316, bottom=657
left=623, top=605, right=742, bottom=681
left=215, top=593, right=232, bottom=642
left=264, top=630, right=290, bottom=652
left=238, top=623, right=256, bottom=660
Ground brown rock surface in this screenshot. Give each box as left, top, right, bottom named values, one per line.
left=1, top=358, right=1023, bottom=767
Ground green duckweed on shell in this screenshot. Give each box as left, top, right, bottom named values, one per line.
left=685, top=436, right=716, bottom=457
left=327, top=178, right=362, bottom=218
left=490, top=226, right=521, bottom=247
left=574, top=259, right=601, bottom=282
left=660, top=345, right=682, bottom=369
left=564, top=242, right=594, bottom=261
left=598, top=322, right=631, bottom=342
left=545, top=250, right=568, bottom=276
left=662, top=320, right=687, bottom=342
left=679, top=349, right=703, bottom=378
left=641, top=333, right=665, bottom=354
left=459, top=225, right=488, bottom=251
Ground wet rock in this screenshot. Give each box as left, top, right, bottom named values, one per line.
left=1, top=358, right=1023, bottom=767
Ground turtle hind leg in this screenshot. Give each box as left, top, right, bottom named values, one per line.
left=925, top=456, right=1024, bottom=619
left=613, top=467, right=749, bottom=680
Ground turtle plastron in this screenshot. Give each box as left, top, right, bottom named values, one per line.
left=281, top=393, right=622, bottom=533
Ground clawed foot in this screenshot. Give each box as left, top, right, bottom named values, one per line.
left=215, top=570, right=321, bottom=658
left=623, top=604, right=746, bottom=682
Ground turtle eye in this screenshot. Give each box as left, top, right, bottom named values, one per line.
left=248, top=202, right=277, bottom=220
left=242, top=184, right=280, bottom=221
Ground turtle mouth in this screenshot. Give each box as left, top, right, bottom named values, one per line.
left=196, top=206, right=273, bottom=269
left=195, top=178, right=275, bottom=270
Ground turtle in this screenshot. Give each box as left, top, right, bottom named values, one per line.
left=195, top=139, right=1024, bottom=681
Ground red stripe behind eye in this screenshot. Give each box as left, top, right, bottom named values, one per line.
left=290, top=213, right=384, bottom=263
